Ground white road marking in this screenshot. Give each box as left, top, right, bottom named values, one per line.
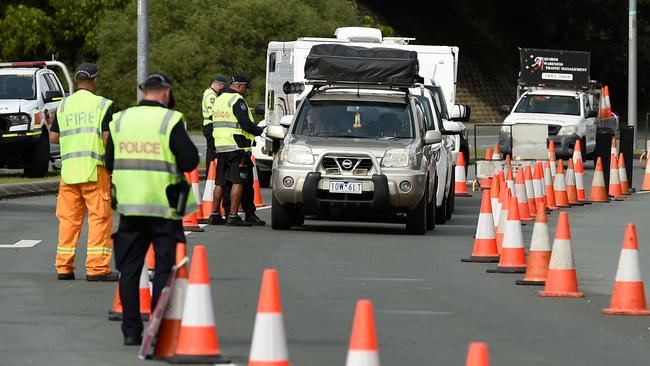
left=380, top=310, right=453, bottom=315
left=0, top=240, right=41, bottom=248
left=342, top=277, right=427, bottom=282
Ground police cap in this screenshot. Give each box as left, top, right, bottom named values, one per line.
left=138, top=73, right=173, bottom=91
left=231, top=75, right=250, bottom=85
left=213, top=75, right=227, bottom=84
left=75, top=63, right=99, bottom=80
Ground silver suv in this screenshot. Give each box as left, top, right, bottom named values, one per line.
left=267, top=84, right=442, bottom=234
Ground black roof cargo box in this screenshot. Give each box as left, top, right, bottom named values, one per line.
left=304, top=44, right=422, bottom=85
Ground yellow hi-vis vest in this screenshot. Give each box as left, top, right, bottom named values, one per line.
left=109, top=106, right=197, bottom=220
left=56, top=90, right=111, bottom=184
left=202, top=87, right=218, bottom=126
left=212, top=92, right=255, bottom=153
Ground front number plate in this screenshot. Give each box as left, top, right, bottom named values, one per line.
left=329, top=181, right=362, bottom=194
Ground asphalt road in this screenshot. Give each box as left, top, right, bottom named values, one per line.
left=0, top=165, right=649, bottom=365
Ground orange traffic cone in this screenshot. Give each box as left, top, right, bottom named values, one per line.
left=492, top=143, right=502, bottom=160
left=517, top=202, right=552, bottom=286
left=485, top=148, right=493, bottom=160
left=108, top=265, right=151, bottom=321
left=479, top=149, right=493, bottom=190
left=618, top=153, right=630, bottom=195
left=504, top=154, right=511, bottom=170
left=182, top=171, right=204, bottom=232
left=600, top=86, right=613, bottom=118
left=589, top=157, right=609, bottom=202
left=190, top=168, right=205, bottom=221
left=608, top=154, right=624, bottom=200
left=108, top=284, right=124, bottom=321
left=604, top=86, right=613, bottom=117
left=539, top=212, right=584, bottom=298
left=548, top=141, right=557, bottom=178
left=574, top=157, right=588, bottom=203
left=146, top=243, right=155, bottom=271
left=346, top=300, right=379, bottom=366
left=642, top=157, right=650, bottom=191
left=505, top=167, right=515, bottom=193
left=611, top=136, right=618, bottom=157
left=532, top=162, right=545, bottom=209
left=553, top=160, right=570, bottom=208
left=490, top=174, right=501, bottom=229
left=462, top=190, right=499, bottom=263
left=524, top=165, right=537, bottom=217
left=487, top=195, right=527, bottom=273
left=154, top=243, right=189, bottom=359
left=495, top=187, right=511, bottom=254
left=169, top=245, right=230, bottom=364
left=565, top=159, right=581, bottom=206
left=199, top=160, right=217, bottom=223
left=602, top=224, right=650, bottom=315
left=249, top=269, right=289, bottom=366
left=251, top=156, right=266, bottom=207
left=543, top=161, right=558, bottom=210
left=514, top=168, right=532, bottom=221
left=455, top=152, right=471, bottom=197
left=465, top=342, right=490, bottom=366
left=572, top=138, right=583, bottom=166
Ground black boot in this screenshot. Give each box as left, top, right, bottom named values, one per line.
left=226, top=214, right=252, bottom=226
left=207, top=213, right=225, bottom=225
left=245, top=214, right=266, bottom=226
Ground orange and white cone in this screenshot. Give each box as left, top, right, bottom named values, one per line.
left=251, top=156, right=266, bottom=207
left=515, top=168, right=532, bottom=221
left=608, top=154, right=624, bottom=200
left=495, top=188, right=511, bottom=254
left=524, top=165, right=537, bottom=217
left=565, top=159, right=581, bottom=206
left=487, top=195, right=527, bottom=273
left=455, top=152, right=471, bottom=197
left=548, top=141, right=557, bottom=178
left=492, top=143, right=502, bottom=160
left=600, top=86, right=613, bottom=118
left=505, top=167, right=515, bottom=193
left=517, top=202, right=552, bottom=286
left=249, top=269, right=289, bottom=366
left=169, top=245, right=230, bottom=364
left=489, top=175, right=501, bottom=228
left=190, top=168, right=205, bottom=220
left=572, top=138, right=583, bottom=166
left=532, top=162, right=546, bottom=209
left=543, top=161, right=558, bottom=210
left=199, top=160, right=217, bottom=223
left=602, top=224, right=650, bottom=316
left=611, top=136, right=618, bottom=157
left=539, top=212, right=584, bottom=298
left=642, top=157, right=650, bottom=191
left=182, top=172, right=204, bottom=232
left=574, top=157, right=588, bottom=203
left=553, top=160, right=570, bottom=208
left=346, top=300, right=379, bottom=366
left=618, top=153, right=630, bottom=195
left=479, top=149, right=493, bottom=190
left=108, top=265, right=152, bottom=321
left=154, top=243, right=189, bottom=359
left=589, top=157, right=609, bottom=202
left=504, top=154, right=511, bottom=170
left=465, top=342, right=490, bottom=366
left=462, top=190, right=499, bottom=263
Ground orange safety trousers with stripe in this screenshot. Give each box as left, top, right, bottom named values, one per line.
left=55, top=166, right=113, bottom=275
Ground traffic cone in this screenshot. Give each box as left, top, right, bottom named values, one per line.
left=465, top=342, right=490, bottom=366
left=504, top=154, right=511, bottom=170
left=572, top=138, right=583, bottom=166
left=608, top=154, right=624, bottom=200
left=565, top=159, right=581, bottom=206
left=599, top=86, right=613, bottom=118
left=169, top=245, right=230, bottom=364
left=487, top=195, right=527, bottom=273
left=455, top=152, right=471, bottom=197
left=199, top=160, right=217, bottom=223
left=154, top=243, right=189, bottom=359
left=543, top=161, right=558, bottom=210
left=182, top=171, right=204, bottom=232
left=505, top=167, right=515, bottom=193
left=524, top=165, right=537, bottom=217
left=539, top=212, right=583, bottom=298
left=479, top=148, right=493, bottom=190
left=345, top=300, right=379, bottom=366
left=618, top=153, right=630, bottom=195
left=548, top=141, right=557, bottom=178
left=461, top=190, right=499, bottom=263
left=108, top=265, right=151, bottom=321
left=517, top=202, right=552, bottom=286
left=190, top=168, right=205, bottom=220
left=146, top=243, right=155, bottom=271
left=490, top=174, right=501, bottom=229
left=610, top=136, right=618, bottom=157
left=514, top=168, right=532, bottom=221
left=249, top=269, right=289, bottom=366
left=492, top=143, right=502, bottom=160
left=642, top=158, right=650, bottom=191
left=602, top=224, right=650, bottom=315
left=533, top=162, right=546, bottom=209
left=589, top=157, right=609, bottom=202
left=553, top=160, right=570, bottom=208
left=107, top=284, right=124, bottom=321
left=574, top=157, right=588, bottom=203
left=604, top=86, right=613, bottom=117
left=485, top=148, right=493, bottom=161
left=495, top=188, right=511, bottom=254
left=251, top=156, right=266, bottom=207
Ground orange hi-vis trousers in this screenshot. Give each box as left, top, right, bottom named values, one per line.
left=55, top=166, right=113, bottom=276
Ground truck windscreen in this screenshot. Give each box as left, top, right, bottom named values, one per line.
left=294, top=100, right=413, bottom=139
left=0, top=75, right=36, bottom=100
left=514, top=95, right=580, bottom=116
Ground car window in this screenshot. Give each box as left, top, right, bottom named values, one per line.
left=514, top=94, right=580, bottom=116
left=0, top=74, right=36, bottom=100
left=293, top=99, right=414, bottom=139
left=38, top=74, right=52, bottom=98
left=425, top=86, right=450, bottom=120
left=416, top=96, right=436, bottom=131
left=44, top=74, right=62, bottom=93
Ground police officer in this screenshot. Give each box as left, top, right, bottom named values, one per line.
left=208, top=75, right=265, bottom=226
left=50, top=63, right=118, bottom=282
left=105, top=73, right=199, bottom=345
left=202, top=75, right=226, bottom=171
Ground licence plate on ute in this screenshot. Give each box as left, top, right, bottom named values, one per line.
left=329, top=181, right=362, bottom=194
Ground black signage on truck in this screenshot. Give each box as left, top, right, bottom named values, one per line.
left=519, top=48, right=590, bottom=86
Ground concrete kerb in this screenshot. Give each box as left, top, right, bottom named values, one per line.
left=0, top=179, right=60, bottom=200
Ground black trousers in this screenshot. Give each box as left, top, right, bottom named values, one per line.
left=112, top=215, right=185, bottom=337
left=220, top=154, right=255, bottom=217
left=205, top=135, right=216, bottom=172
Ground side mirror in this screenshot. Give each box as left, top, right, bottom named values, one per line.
left=254, top=103, right=265, bottom=116
left=279, top=115, right=293, bottom=127
left=44, top=90, right=64, bottom=103
left=451, top=104, right=471, bottom=122
left=587, top=109, right=598, bottom=118
left=498, top=104, right=511, bottom=115
left=267, top=125, right=286, bottom=140
left=424, top=130, right=442, bottom=144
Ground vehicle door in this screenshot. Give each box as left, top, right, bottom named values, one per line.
left=583, top=94, right=597, bottom=151
left=414, top=96, right=442, bottom=206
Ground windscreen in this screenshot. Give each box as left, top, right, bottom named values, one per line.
left=0, top=74, right=36, bottom=100
left=514, top=94, right=580, bottom=116
left=293, top=99, right=413, bottom=139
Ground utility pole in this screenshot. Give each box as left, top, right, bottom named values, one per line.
left=628, top=1, right=637, bottom=134
left=136, top=0, right=148, bottom=102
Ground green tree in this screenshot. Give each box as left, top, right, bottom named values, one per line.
left=0, top=5, right=54, bottom=61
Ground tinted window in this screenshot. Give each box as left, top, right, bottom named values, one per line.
left=515, top=95, right=580, bottom=116
left=45, top=74, right=62, bottom=93
left=0, top=74, right=36, bottom=100
left=268, top=53, right=276, bottom=73
left=425, top=86, right=449, bottom=120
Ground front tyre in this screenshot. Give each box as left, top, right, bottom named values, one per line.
left=271, top=192, right=293, bottom=230
left=24, top=129, right=50, bottom=178
left=405, top=189, right=427, bottom=235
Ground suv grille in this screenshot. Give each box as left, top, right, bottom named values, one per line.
left=321, top=156, right=373, bottom=171
left=548, top=125, right=561, bottom=135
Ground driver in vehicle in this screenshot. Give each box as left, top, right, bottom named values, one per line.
left=305, top=108, right=336, bottom=136
left=378, top=112, right=402, bottom=138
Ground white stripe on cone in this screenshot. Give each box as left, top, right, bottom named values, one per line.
left=192, top=182, right=201, bottom=203
left=249, top=313, right=289, bottom=361
left=530, top=220, right=551, bottom=252
left=180, top=284, right=215, bottom=326
left=592, top=168, right=606, bottom=187
left=524, top=175, right=535, bottom=201
left=615, top=249, right=643, bottom=282
left=548, top=239, right=575, bottom=270
left=533, top=178, right=544, bottom=199
left=202, top=179, right=215, bottom=202
left=554, top=172, right=567, bottom=191
left=515, top=183, right=527, bottom=205
left=346, top=350, right=380, bottom=366
left=164, top=278, right=187, bottom=320
left=506, top=179, right=515, bottom=193
left=455, top=165, right=466, bottom=185
left=491, top=197, right=500, bottom=226
left=476, top=212, right=496, bottom=239
left=575, top=169, right=585, bottom=193
left=140, top=264, right=151, bottom=294
left=549, top=159, right=556, bottom=177
left=502, top=219, right=524, bottom=249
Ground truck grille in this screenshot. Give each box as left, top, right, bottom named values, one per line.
left=548, top=125, right=561, bottom=135
left=321, top=156, right=374, bottom=171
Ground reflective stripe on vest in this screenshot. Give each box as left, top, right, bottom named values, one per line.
left=56, top=90, right=112, bottom=184
left=113, top=158, right=178, bottom=174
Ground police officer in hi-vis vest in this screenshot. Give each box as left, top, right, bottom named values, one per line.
left=208, top=75, right=265, bottom=226
left=105, top=73, right=199, bottom=345
left=202, top=75, right=226, bottom=171
left=50, top=63, right=118, bottom=282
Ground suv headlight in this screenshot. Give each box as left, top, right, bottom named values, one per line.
left=382, top=149, right=416, bottom=168
left=6, top=114, right=30, bottom=126
left=557, top=125, right=578, bottom=136
left=281, top=145, right=314, bottom=165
